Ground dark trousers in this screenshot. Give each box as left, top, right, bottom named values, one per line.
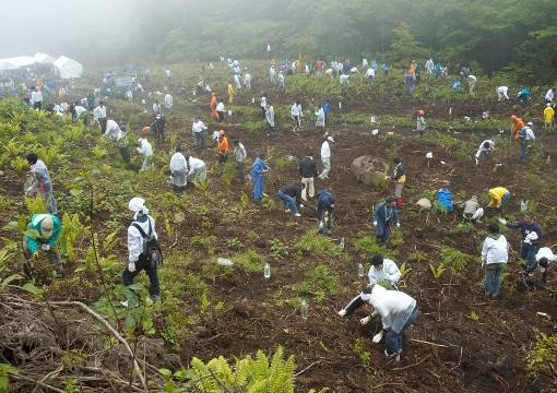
left=195, top=132, right=205, bottom=151
left=235, top=161, right=245, bottom=182
left=218, top=112, right=224, bottom=122
left=122, top=255, right=160, bottom=298
left=218, top=153, right=228, bottom=164
left=99, top=117, right=107, bottom=133
left=34, top=101, right=42, bottom=110
left=521, top=242, right=539, bottom=272
left=119, top=147, right=130, bottom=164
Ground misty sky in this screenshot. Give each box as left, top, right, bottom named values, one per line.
left=0, top=0, right=135, bottom=60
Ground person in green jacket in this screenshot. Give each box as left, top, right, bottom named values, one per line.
left=23, top=214, right=61, bottom=259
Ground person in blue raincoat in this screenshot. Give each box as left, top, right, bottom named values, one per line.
left=372, top=197, right=400, bottom=245
left=322, top=100, right=331, bottom=125
left=436, top=188, right=453, bottom=213
left=250, top=153, right=269, bottom=203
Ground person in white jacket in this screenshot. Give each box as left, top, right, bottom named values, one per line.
left=122, top=197, right=159, bottom=305
left=169, top=145, right=188, bottom=193
left=243, top=71, right=252, bottom=90
left=93, top=101, right=107, bottom=132
left=475, top=140, right=495, bottom=166
left=315, top=105, right=325, bottom=128
left=497, top=86, right=509, bottom=101
left=265, top=102, right=275, bottom=137
left=481, top=223, right=508, bottom=299
left=318, top=135, right=334, bottom=179
left=192, top=116, right=208, bottom=151
left=104, top=119, right=122, bottom=140
left=535, top=247, right=556, bottom=283
left=291, top=101, right=303, bottom=132
left=164, top=93, right=173, bottom=111
left=186, top=155, right=207, bottom=183
left=137, top=138, right=154, bottom=171
left=338, top=255, right=402, bottom=318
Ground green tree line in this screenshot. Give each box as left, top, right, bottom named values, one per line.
left=128, top=0, right=557, bottom=83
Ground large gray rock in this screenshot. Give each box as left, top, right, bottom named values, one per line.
left=350, top=156, right=388, bottom=187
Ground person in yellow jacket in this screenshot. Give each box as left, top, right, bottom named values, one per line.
left=227, top=82, right=235, bottom=105
left=385, top=157, right=406, bottom=208
left=544, top=103, right=554, bottom=130
left=488, top=187, right=511, bottom=213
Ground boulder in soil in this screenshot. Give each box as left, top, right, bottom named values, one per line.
left=350, top=156, right=388, bottom=188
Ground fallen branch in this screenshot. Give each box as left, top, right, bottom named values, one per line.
left=11, top=374, right=65, bottom=393
left=294, top=360, right=324, bottom=377
left=25, top=300, right=148, bottom=392
left=390, top=354, right=431, bottom=371
left=410, top=338, right=449, bottom=348
left=371, top=382, right=403, bottom=390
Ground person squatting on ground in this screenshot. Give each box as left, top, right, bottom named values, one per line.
left=169, top=145, right=188, bottom=193
left=534, top=247, right=556, bottom=284
left=497, top=86, right=509, bottom=101
left=373, top=197, right=400, bottom=245
left=192, top=116, right=208, bottom=151
left=481, top=223, right=508, bottom=299
left=462, top=195, right=484, bottom=223
left=250, top=153, right=269, bottom=203
left=299, top=153, right=317, bottom=202
left=475, top=140, right=495, bottom=166
left=488, top=187, right=510, bottom=213
left=23, top=214, right=62, bottom=270
left=338, top=255, right=402, bottom=317
left=278, top=183, right=303, bottom=217
left=385, top=157, right=405, bottom=208
left=122, top=198, right=161, bottom=306
left=25, top=153, right=58, bottom=214
left=233, top=139, right=247, bottom=183
left=185, top=155, right=207, bottom=184
left=316, top=190, right=335, bottom=235
left=505, top=212, right=542, bottom=273
left=104, top=119, right=122, bottom=140
left=318, top=135, right=334, bottom=179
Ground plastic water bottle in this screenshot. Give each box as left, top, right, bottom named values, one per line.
left=520, top=200, right=529, bottom=212
left=300, top=299, right=308, bottom=320
left=546, top=155, right=551, bottom=164
left=358, top=263, right=365, bottom=277
left=339, top=237, right=345, bottom=251
left=217, top=257, right=234, bottom=266
left=264, top=262, right=271, bottom=279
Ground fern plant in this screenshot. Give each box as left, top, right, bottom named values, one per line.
left=429, top=262, right=446, bottom=280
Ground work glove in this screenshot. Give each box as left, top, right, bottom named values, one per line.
left=300, top=204, right=304, bottom=209
left=373, top=221, right=377, bottom=227
left=498, top=217, right=507, bottom=225
left=372, top=331, right=384, bottom=344
left=128, top=261, right=136, bottom=273
left=360, top=316, right=371, bottom=325
left=41, top=244, right=50, bottom=251
left=396, top=223, right=401, bottom=228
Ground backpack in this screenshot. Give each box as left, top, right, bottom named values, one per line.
left=132, top=218, right=163, bottom=268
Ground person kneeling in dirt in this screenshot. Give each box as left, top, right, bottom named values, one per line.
left=481, top=223, right=508, bottom=299
left=316, top=190, right=335, bottom=234
left=338, top=255, right=402, bottom=317
left=186, top=155, right=207, bottom=184
left=278, top=183, right=303, bottom=217
left=474, top=140, right=495, bottom=166
left=122, top=198, right=161, bottom=306
left=462, top=195, right=484, bottom=223
left=488, top=187, right=510, bottom=213
left=372, top=197, right=400, bottom=246
left=23, top=214, right=62, bottom=274
left=359, top=285, right=418, bottom=362
left=534, top=247, right=556, bottom=284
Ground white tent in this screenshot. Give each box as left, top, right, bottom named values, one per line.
left=0, top=56, right=35, bottom=71
left=33, top=52, right=56, bottom=64
left=53, top=56, right=83, bottom=79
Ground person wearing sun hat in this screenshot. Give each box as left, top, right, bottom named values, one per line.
left=23, top=214, right=61, bottom=259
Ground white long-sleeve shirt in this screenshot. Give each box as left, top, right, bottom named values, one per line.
left=315, top=108, right=325, bottom=127
left=368, top=259, right=402, bottom=285
left=545, top=89, right=554, bottom=102
left=152, top=102, right=161, bottom=114
left=260, top=96, right=267, bottom=109
left=216, top=102, right=225, bottom=112
left=320, top=140, right=331, bottom=159
left=291, top=104, right=303, bottom=118
left=128, top=214, right=157, bottom=263
left=31, top=91, right=43, bottom=103
left=74, top=106, right=87, bottom=118
left=475, top=140, right=495, bottom=158
left=266, top=106, right=275, bottom=127
left=164, top=94, right=173, bottom=109
left=361, top=285, right=416, bottom=334
left=93, top=105, right=107, bottom=119
left=137, top=139, right=153, bottom=157
left=169, top=152, right=188, bottom=172
left=481, top=235, right=508, bottom=265
left=192, top=120, right=207, bottom=134
left=365, top=68, right=375, bottom=78
left=187, top=157, right=206, bottom=176
left=104, top=119, right=121, bottom=139
left=536, top=247, right=557, bottom=263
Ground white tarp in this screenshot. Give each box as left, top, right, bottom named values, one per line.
left=53, top=56, right=83, bottom=79
left=33, top=52, right=56, bottom=64
left=0, top=56, right=35, bottom=71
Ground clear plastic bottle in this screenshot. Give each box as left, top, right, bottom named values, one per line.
left=358, top=263, right=365, bottom=277
left=264, top=262, right=271, bottom=279
left=300, top=299, right=308, bottom=320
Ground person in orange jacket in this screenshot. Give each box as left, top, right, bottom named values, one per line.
left=511, top=115, right=524, bottom=145
left=217, top=130, right=229, bottom=165
left=210, top=92, right=218, bottom=120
